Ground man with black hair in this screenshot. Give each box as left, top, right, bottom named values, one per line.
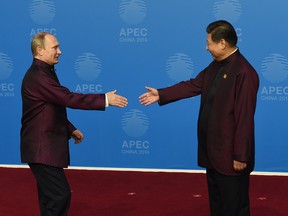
left=139, top=20, right=259, bottom=216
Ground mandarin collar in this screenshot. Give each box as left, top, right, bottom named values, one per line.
left=33, top=58, right=55, bottom=73
left=218, top=48, right=239, bottom=66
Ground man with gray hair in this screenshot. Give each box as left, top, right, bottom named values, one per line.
left=21, top=32, right=128, bottom=215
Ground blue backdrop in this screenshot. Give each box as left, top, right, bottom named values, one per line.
left=0, top=0, right=287, bottom=172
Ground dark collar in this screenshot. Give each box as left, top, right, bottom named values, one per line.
left=218, top=48, right=239, bottom=66
left=33, top=58, right=55, bottom=73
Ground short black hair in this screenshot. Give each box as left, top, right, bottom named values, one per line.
left=206, top=20, right=237, bottom=46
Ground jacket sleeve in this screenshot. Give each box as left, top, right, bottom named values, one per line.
left=158, top=69, right=205, bottom=105
left=67, top=120, right=77, bottom=137
left=233, top=67, right=259, bottom=162
left=31, top=70, right=106, bottom=111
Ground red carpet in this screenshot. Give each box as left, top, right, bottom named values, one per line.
left=0, top=167, right=287, bottom=216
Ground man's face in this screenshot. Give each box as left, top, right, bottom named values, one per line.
left=40, top=34, right=62, bottom=65
left=206, top=33, right=224, bottom=62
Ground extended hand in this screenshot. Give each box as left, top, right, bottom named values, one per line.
left=71, top=129, right=84, bottom=144
left=139, top=86, right=159, bottom=106
left=106, top=90, right=128, bottom=108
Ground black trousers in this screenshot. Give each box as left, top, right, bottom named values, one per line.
left=28, top=163, right=71, bottom=216
left=206, top=169, right=250, bottom=216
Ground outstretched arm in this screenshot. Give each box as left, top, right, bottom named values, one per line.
left=139, top=86, right=159, bottom=106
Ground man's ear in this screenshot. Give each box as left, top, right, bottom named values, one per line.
left=219, top=39, right=227, bottom=50
left=36, top=46, right=43, bottom=56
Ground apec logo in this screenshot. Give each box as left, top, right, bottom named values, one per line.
left=260, top=54, right=288, bottom=101
left=213, top=0, right=242, bottom=23
left=74, top=53, right=103, bottom=93
left=121, top=109, right=148, bottom=138
left=166, top=53, right=194, bottom=82
left=0, top=52, right=15, bottom=97
left=119, top=0, right=147, bottom=25
left=119, top=0, right=148, bottom=43
left=29, top=0, right=57, bottom=40
left=0, top=53, right=13, bottom=80
left=74, top=53, right=102, bottom=82
left=29, top=0, right=56, bottom=25
left=261, top=54, right=288, bottom=83
left=121, top=109, right=150, bottom=155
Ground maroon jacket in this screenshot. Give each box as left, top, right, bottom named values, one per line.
left=21, top=59, right=105, bottom=168
left=158, top=50, right=259, bottom=175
